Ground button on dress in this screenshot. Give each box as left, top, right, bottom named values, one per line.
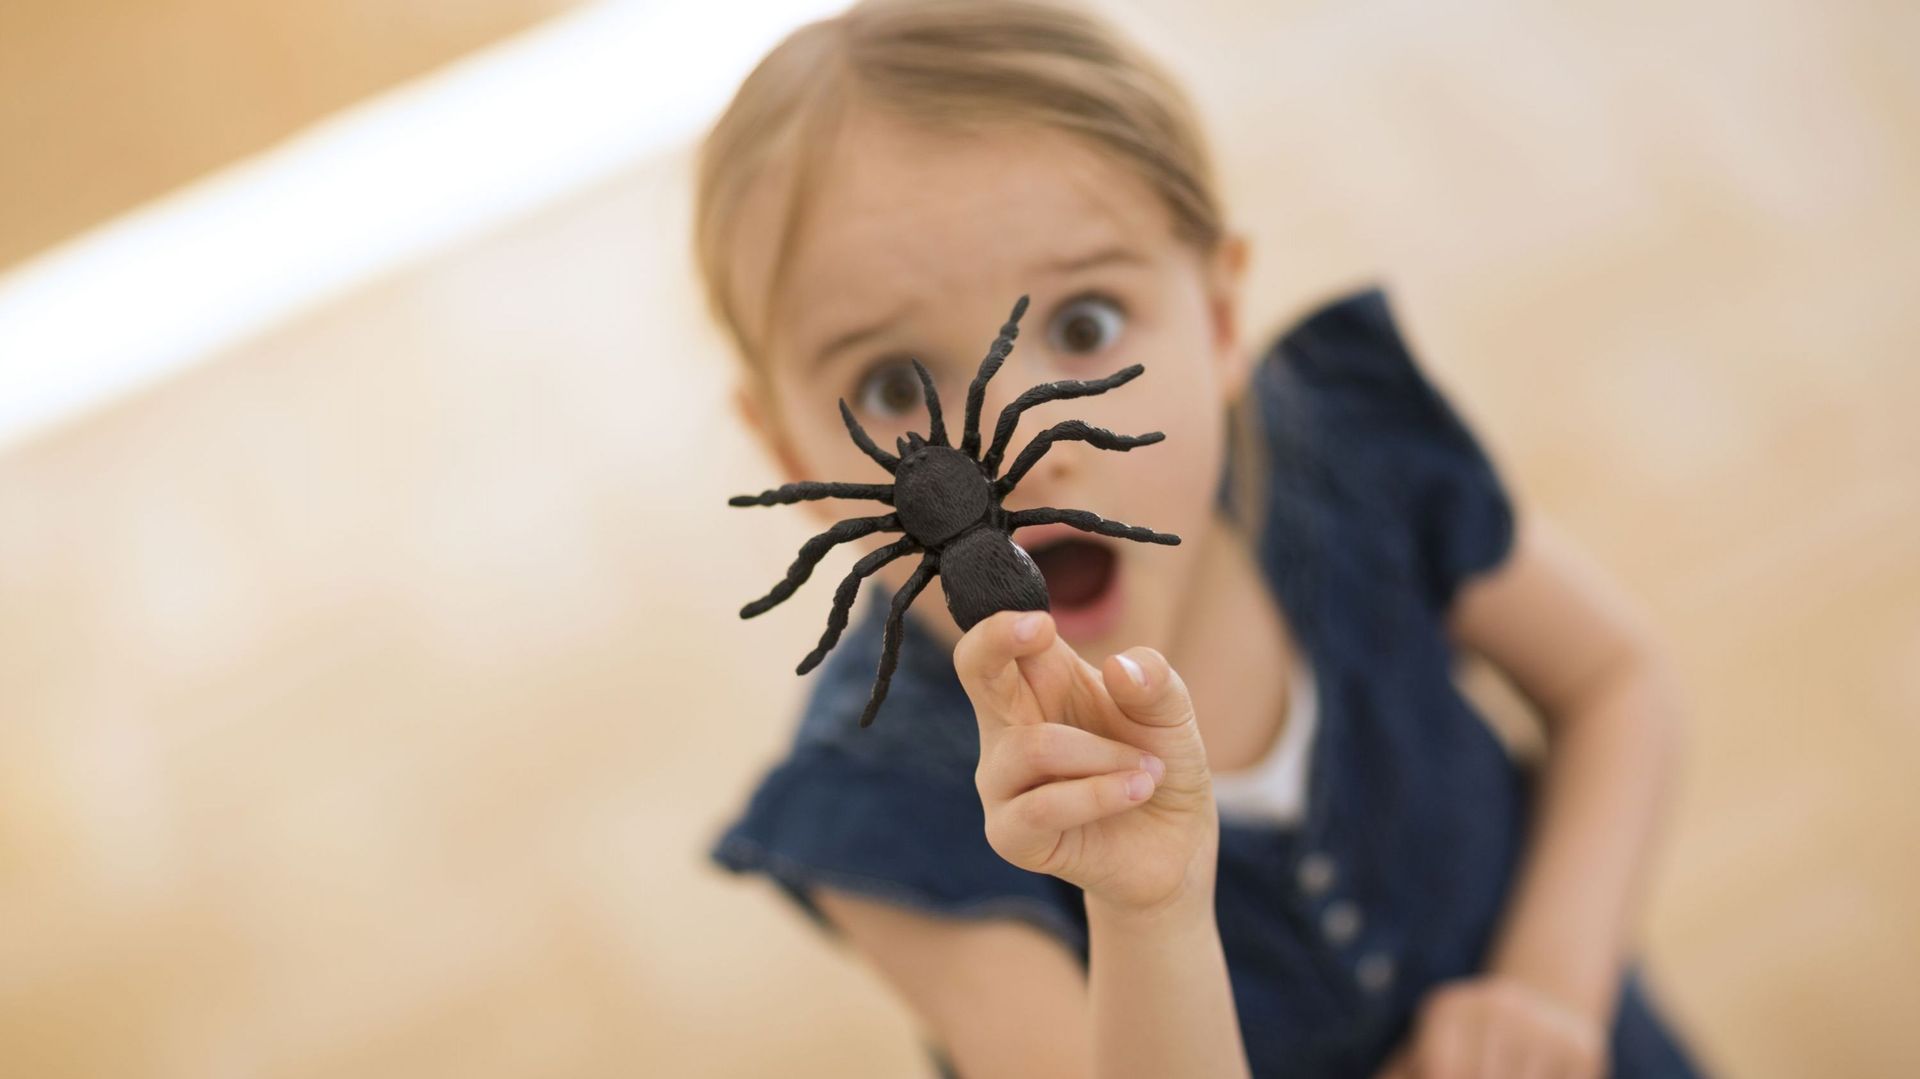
left=708, top=287, right=1706, bottom=1078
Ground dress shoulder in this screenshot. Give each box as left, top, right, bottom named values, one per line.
left=1266, top=286, right=1518, bottom=614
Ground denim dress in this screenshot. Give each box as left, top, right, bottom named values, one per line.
left=708, top=287, right=1705, bottom=1078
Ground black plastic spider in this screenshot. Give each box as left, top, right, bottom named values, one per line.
left=728, top=294, right=1181, bottom=728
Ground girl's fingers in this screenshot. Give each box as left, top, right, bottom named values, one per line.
left=1101, top=646, right=1195, bottom=729
left=953, top=609, right=1056, bottom=728
left=987, top=769, right=1156, bottom=865
left=978, top=720, right=1165, bottom=803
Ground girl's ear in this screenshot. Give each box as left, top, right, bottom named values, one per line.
left=1205, top=231, right=1253, bottom=400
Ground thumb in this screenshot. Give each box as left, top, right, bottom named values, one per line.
left=1101, top=646, right=1195, bottom=730
left=1101, top=648, right=1212, bottom=811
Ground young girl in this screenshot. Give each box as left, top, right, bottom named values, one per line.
left=700, top=2, right=1705, bottom=1076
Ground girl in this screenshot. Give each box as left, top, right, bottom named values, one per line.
left=700, top=2, right=1705, bottom=1076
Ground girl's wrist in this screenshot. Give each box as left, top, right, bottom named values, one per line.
left=1084, top=862, right=1218, bottom=935
left=1085, top=892, right=1221, bottom=980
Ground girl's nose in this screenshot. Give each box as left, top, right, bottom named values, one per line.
left=1000, top=429, right=1079, bottom=507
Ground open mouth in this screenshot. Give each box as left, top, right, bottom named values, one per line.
left=1028, top=538, right=1118, bottom=611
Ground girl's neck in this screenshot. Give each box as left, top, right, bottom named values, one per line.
left=1165, top=508, right=1296, bottom=776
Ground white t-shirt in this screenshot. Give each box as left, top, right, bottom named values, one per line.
left=1208, top=656, right=1318, bottom=827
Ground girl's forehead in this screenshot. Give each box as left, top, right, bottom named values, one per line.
left=744, top=116, right=1175, bottom=370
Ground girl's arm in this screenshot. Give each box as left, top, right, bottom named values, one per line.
left=812, top=882, right=1250, bottom=1079
left=807, top=610, right=1254, bottom=1078
left=1382, top=508, right=1686, bottom=1078
left=1086, top=886, right=1249, bottom=1079
left=954, top=610, right=1251, bottom=1078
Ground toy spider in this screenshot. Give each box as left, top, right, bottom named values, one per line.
left=728, top=294, right=1180, bottom=728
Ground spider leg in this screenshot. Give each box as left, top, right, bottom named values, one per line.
left=795, top=536, right=917, bottom=675
left=993, top=419, right=1165, bottom=497
left=740, top=513, right=903, bottom=618
left=729, top=481, right=895, bottom=507
left=859, top=554, right=938, bottom=728
left=960, top=295, right=1030, bottom=460
left=1005, top=506, right=1180, bottom=547
left=838, top=399, right=900, bottom=473
left=909, top=358, right=948, bottom=447
left=980, top=364, right=1146, bottom=477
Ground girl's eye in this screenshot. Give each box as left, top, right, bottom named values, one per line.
left=853, top=357, right=926, bottom=420
left=1047, top=294, right=1126, bottom=356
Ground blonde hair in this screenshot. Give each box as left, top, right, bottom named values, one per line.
left=692, top=0, right=1270, bottom=539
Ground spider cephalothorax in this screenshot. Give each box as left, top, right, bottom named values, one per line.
left=728, top=294, right=1180, bottom=728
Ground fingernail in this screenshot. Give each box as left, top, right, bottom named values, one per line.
left=1126, top=771, right=1154, bottom=800
left=1014, top=612, right=1043, bottom=642
left=1141, top=753, right=1165, bottom=781
left=1115, top=653, right=1146, bottom=688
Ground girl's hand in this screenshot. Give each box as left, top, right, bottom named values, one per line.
left=1373, top=976, right=1607, bottom=1079
left=954, top=608, right=1217, bottom=917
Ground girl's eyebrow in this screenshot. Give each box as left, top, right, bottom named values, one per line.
left=1039, top=243, right=1147, bottom=275
left=803, top=245, right=1141, bottom=373
left=808, top=298, right=913, bottom=374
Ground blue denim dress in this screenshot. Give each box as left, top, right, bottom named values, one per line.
left=709, top=287, right=1705, bottom=1078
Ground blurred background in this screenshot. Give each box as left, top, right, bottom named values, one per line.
left=2, top=0, right=1917, bottom=1075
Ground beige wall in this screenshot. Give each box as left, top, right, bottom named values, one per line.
left=2, top=1, right=1917, bottom=1076
left=0, top=0, right=579, bottom=270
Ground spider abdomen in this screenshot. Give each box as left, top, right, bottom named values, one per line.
left=893, top=445, right=991, bottom=546
left=939, top=525, right=1050, bottom=632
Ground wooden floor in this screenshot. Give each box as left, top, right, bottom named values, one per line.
left=1, top=1, right=1916, bottom=1076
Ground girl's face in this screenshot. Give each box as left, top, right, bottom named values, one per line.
left=730, top=105, right=1251, bottom=658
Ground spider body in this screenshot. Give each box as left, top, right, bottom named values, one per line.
left=728, top=295, right=1180, bottom=728
left=890, top=441, right=992, bottom=546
